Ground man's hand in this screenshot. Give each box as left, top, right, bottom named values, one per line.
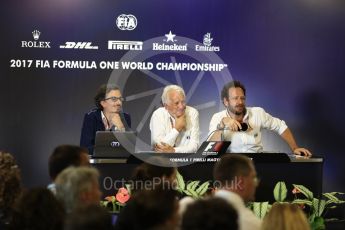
left=293, top=147, right=312, bottom=157
left=110, top=113, right=125, bottom=130
left=154, top=142, right=175, bottom=153
left=221, top=117, right=242, bottom=131
left=280, top=128, right=312, bottom=157
left=174, top=115, right=186, bottom=132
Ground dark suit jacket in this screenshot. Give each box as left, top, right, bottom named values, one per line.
left=80, top=108, right=131, bottom=154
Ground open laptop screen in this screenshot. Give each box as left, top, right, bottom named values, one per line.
left=93, top=131, right=136, bottom=158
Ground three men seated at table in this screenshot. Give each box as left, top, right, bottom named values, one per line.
left=81, top=82, right=311, bottom=156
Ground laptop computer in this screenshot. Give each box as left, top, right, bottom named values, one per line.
left=93, top=131, right=137, bottom=158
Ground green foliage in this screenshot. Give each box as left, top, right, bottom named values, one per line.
left=176, top=170, right=185, bottom=193
left=312, top=198, right=326, bottom=217
left=293, top=184, right=314, bottom=200
left=252, top=202, right=270, bottom=219
left=273, top=181, right=287, bottom=202
left=100, top=199, right=125, bottom=213
left=310, top=217, right=325, bottom=230
left=292, top=199, right=312, bottom=206
left=175, top=170, right=210, bottom=199
left=249, top=181, right=345, bottom=230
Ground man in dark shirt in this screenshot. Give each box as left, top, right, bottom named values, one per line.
left=80, top=84, right=131, bottom=154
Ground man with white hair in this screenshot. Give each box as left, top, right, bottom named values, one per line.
left=149, top=85, right=200, bottom=153
left=55, top=166, right=102, bottom=213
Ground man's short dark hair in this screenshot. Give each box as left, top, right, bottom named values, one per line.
left=213, top=154, right=253, bottom=187
left=115, top=184, right=178, bottom=230
left=94, top=84, right=121, bottom=110
left=131, top=161, right=176, bottom=181
left=10, top=188, right=65, bottom=230
left=181, top=197, right=238, bottom=230
left=221, top=80, right=246, bottom=101
left=48, top=145, right=88, bottom=180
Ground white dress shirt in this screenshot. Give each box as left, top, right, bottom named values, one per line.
left=209, top=107, right=288, bottom=153
left=215, top=189, right=262, bottom=230
left=149, top=106, right=200, bottom=153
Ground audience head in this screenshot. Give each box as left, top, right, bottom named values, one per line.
left=261, top=203, right=311, bottom=230
left=65, top=205, right=113, bottom=230
left=115, top=184, right=179, bottom=230
left=94, top=84, right=123, bottom=113
left=213, top=154, right=258, bottom=202
left=181, top=197, right=238, bottom=230
left=0, top=151, right=22, bottom=224
left=10, top=187, right=65, bottom=230
left=131, top=161, right=177, bottom=192
left=55, top=166, right=102, bottom=213
left=161, top=85, right=186, bottom=117
left=48, top=145, right=90, bottom=181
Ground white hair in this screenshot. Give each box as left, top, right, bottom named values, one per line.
left=161, top=85, right=185, bottom=105
left=55, top=166, right=99, bottom=213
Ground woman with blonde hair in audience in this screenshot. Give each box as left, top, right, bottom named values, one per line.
left=261, top=202, right=311, bottom=230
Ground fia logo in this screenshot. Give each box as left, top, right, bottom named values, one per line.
left=116, top=14, right=137, bottom=30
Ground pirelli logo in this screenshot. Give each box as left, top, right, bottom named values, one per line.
left=108, top=40, right=143, bottom=50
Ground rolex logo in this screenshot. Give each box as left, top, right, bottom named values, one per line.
left=22, top=30, right=50, bottom=48
left=32, top=30, right=41, bottom=40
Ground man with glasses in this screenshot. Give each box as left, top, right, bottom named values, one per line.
left=80, top=84, right=131, bottom=154
left=149, top=85, right=199, bottom=153
left=213, top=154, right=261, bottom=230
left=208, top=80, right=311, bottom=156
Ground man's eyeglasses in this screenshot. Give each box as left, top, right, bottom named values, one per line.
left=104, top=96, right=124, bottom=102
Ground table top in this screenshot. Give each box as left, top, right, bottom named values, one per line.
left=90, top=152, right=323, bottom=164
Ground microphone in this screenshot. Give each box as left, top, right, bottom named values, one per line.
left=206, top=124, right=228, bottom=141
left=217, top=123, right=248, bottom=132
left=206, top=122, right=249, bottom=141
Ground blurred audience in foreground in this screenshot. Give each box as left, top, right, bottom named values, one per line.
left=9, top=187, right=65, bottom=230
left=114, top=183, right=179, bottom=230
left=261, top=202, right=311, bottom=230
left=0, top=151, right=22, bottom=229
left=55, top=166, right=102, bottom=213
left=213, top=154, right=261, bottom=230
left=48, top=145, right=90, bottom=194
left=65, top=204, right=114, bottom=230
left=181, top=197, right=238, bottom=230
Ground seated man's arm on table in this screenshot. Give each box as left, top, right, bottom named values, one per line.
left=150, top=109, right=179, bottom=150
left=173, top=109, right=199, bottom=153
left=261, top=108, right=312, bottom=157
